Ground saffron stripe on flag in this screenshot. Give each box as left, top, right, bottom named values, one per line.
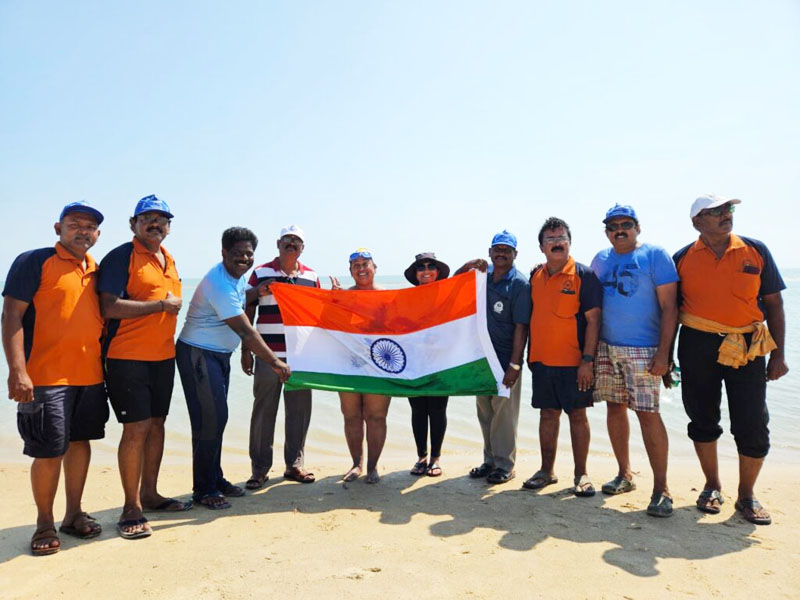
left=271, top=272, right=477, bottom=334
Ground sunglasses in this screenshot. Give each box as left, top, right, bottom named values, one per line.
left=605, top=221, right=636, bottom=232
left=700, top=203, right=736, bottom=217
left=416, top=263, right=437, bottom=272
left=138, top=214, right=171, bottom=226
left=349, top=250, right=373, bottom=261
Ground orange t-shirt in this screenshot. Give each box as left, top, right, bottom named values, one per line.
left=2, top=243, right=103, bottom=386
left=674, top=234, right=785, bottom=327
left=528, top=257, right=603, bottom=367
left=98, top=237, right=181, bottom=361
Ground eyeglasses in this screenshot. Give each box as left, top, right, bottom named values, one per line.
left=605, top=221, right=636, bottom=232
left=138, top=214, right=171, bottom=226
left=542, top=235, right=569, bottom=245
left=700, top=203, right=736, bottom=217
left=280, top=235, right=303, bottom=245
left=349, top=250, right=373, bottom=261
left=416, top=263, right=437, bottom=272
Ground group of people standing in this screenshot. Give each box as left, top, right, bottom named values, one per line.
left=1, top=193, right=787, bottom=557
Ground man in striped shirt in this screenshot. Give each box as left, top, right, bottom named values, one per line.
left=242, top=225, right=320, bottom=488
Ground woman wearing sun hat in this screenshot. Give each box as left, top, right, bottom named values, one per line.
left=403, top=252, right=451, bottom=477
left=330, top=248, right=390, bottom=483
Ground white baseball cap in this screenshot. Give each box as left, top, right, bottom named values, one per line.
left=690, top=194, right=741, bottom=219
left=279, top=225, right=305, bottom=242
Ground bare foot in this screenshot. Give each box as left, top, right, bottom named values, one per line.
left=366, top=468, right=380, bottom=484
left=343, top=465, right=362, bottom=482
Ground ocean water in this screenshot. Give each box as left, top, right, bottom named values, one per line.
left=1, top=270, right=798, bottom=471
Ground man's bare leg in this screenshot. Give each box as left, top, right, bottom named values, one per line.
left=30, top=456, right=63, bottom=552
left=61, top=440, right=98, bottom=535
left=568, top=408, right=590, bottom=479
left=118, top=420, right=151, bottom=535
left=140, top=417, right=168, bottom=507
left=538, top=408, right=561, bottom=476
left=606, top=403, right=632, bottom=481
left=637, top=411, right=669, bottom=496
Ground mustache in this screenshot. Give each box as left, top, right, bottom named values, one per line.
left=146, top=226, right=163, bottom=233
left=550, top=245, right=564, bottom=252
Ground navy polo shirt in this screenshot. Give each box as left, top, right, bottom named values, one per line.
left=486, top=265, right=532, bottom=370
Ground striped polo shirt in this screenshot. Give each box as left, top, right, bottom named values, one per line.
left=248, top=258, right=320, bottom=358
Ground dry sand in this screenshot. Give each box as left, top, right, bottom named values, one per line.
left=1, top=453, right=798, bottom=600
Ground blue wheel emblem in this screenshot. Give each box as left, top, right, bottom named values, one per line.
left=370, top=338, right=406, bottom=374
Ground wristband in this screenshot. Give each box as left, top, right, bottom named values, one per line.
left=159, top=300, right=165, bottom=312
left=509, top=363, right=521, bottom=371
left=581, top=354, right=594, bottom=363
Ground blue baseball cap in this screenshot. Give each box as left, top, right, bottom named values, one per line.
left=134, top=195, right=174, bottom=219
left=491, top=230, right=517, bottom=249
left=603, top=204, right=638, bottom=224
left=60, top=201, right=104, bottom=225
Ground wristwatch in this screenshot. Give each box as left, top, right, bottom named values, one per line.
left=509, top=362, right=521, bottom=371
left=581, top=354, right=594, bottom=363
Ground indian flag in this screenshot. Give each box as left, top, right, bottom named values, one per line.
left=270, top=271, right=508, bottom=397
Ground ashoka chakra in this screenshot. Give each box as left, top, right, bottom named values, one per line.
left=370, top=338, right=407, bottom=374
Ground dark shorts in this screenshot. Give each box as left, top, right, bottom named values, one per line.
left=530, top=362, right=593, bottom=413
left=678, top=326, right=769, bottom=458
left=18, top=384, right=109, bottom=458
left=105, top=358, right=175, bottom=423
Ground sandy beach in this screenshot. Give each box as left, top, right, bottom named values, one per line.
left=1, top=445, right=798, bottom=599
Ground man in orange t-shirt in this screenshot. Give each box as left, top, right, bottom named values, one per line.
left=674, top=194, right=787, bottom=526
left=98, top=195, right=186, bottom=540
left=2, top=201, right=108, bottom=556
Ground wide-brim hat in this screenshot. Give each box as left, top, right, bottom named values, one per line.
left=404, top=252, right=450, bottom=285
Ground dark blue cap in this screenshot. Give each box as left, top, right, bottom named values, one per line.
left=491, top=230, right=517, bottom=249
left=134, top=195, right=174, bottom=219
left=603, top=204, right=638, bottom=223
left=60, top=201, right=104, bottom=225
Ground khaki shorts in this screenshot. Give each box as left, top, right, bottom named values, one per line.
left=593, top=342, right=661, bottom=413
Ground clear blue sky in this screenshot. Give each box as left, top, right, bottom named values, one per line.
left=2, top=1, right=798, bottom=279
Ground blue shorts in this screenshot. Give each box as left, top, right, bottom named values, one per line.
left=530, top=362, right=593, bottom=413
left=17, top=383, right=109, bottom=458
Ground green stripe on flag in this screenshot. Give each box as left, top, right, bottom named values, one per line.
left=284, top=358, right=499, bottom=397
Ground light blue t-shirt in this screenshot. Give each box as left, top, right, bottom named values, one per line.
left=591, top=243, right=679, bottom=347
left=178, top=262, right=246, bottom=353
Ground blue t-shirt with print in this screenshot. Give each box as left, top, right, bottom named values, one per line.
left=591, top=243, right=678, bottom=347
left=179, top=262, right=246, bottom=353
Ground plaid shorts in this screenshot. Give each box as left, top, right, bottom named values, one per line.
left=593, top=341, right=661, bottom=413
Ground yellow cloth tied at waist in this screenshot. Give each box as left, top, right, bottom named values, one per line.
left=679, top=312, right=776, bottom=368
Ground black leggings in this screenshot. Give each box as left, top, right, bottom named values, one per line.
left=408, top=396, right=449, bottom=458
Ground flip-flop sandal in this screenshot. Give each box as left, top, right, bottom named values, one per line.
left=117, top=517, right=152, bottom=540
left=574, top=475, right=596, bottom=497
left=59, top=512, right=102, bottom=538
left=245, top=474, right=268, bottom=490
left=487, top=469, right=515, bottom=484
left=284, top=468, right=316, bottom=483
left=427, top=463, right=442, bottom=477
left=523, top=471, right=558, bottom=490
left=196, top=494, right=232, bottom=510
left=696, top=489, right=724, bottom=514
left=31, top=527, right=60, bottom=556
left=735, top=498, right=772, bottom=525
left=469, top=463, right=493, bottom=479
left=601, top=476, right=636, bottom=495
left=410, top=461, right=428, bottom=476
left=220, top=482, right=245, bottom=497
left=144, top=498, right=193, bottom=512
left=647, top=493, right=674, bottom=518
